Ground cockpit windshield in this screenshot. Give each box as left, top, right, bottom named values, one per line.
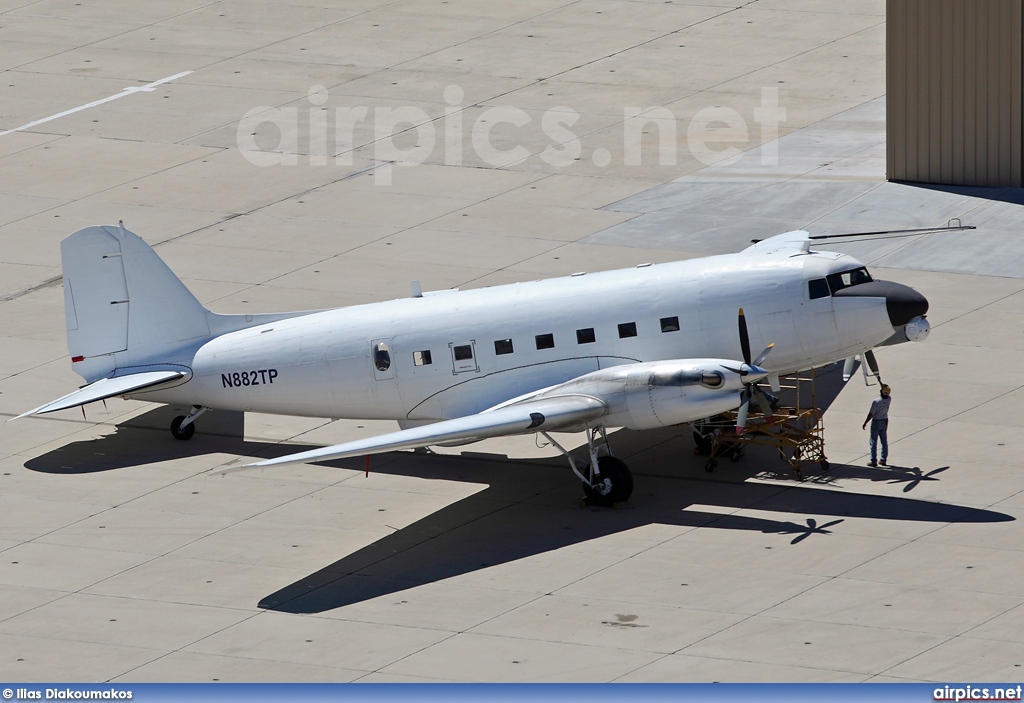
left=826, top=266, right=872, bottom=294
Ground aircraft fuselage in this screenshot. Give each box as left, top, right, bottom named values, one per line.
left=136, top=247, right=910, bottom=423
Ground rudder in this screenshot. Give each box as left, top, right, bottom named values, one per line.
left=62, top=224, right=211, bottom=383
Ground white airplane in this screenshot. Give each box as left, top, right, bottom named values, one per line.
left=16, top=223, right=930, bottom=505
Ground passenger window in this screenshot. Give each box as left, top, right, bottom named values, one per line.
left=374, top=342, right=392, bottom=371
left=618, top=322, right=637, bottom=338
left=494, top=339, right=514, bottom=355
left=808, top=278, right=830, bottom=300
left=576, top=328, right=595, bottom=344
left=453, top=344, right=473, bottom=361
left=660, top=316, right=679, bottom=332
left=413, top=350, right=432, bottom=366
left=535, top=333, right=555, bottom=350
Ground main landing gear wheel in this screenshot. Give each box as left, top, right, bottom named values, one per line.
left=541, top=426, right=634, bottom=507
left=170, top=415, right=195, bottom=440
left=583, top=456, right=634, bottom=507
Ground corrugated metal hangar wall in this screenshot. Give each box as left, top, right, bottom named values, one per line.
left=887, top=0, right=1023, bottom=186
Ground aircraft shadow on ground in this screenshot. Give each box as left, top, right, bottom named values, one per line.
left=20, top=377, right=1012, bottom=614
left=257, top=444, right=1011, bottom=614
left=786, top=463, right=951, bottom=492
left=23, top=405, right=253, bottom=474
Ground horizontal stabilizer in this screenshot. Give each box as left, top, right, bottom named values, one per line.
left=12, top=370, right=184, bottom=420
left=243, top=395, right=608, bottom=469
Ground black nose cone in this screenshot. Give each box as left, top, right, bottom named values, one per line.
left=832, top=280, right=929, bottom=327
left=884, top=282, right=929, bottom=326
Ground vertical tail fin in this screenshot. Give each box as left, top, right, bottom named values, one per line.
left=63, top=224, right=211, bottom=382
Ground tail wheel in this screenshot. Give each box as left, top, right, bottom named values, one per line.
left=170, top=415, right=195, bottom=441
left=583, top=456, right=633, bottom=507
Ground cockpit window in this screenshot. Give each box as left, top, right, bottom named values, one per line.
left=808, top=278, right=830, bottom=300
left=827, top=266, right=872, bottom=294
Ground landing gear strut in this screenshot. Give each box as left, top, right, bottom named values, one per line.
left=170, top=405, right=208, bottom=440
left=543, top=427, right=633, bottom=507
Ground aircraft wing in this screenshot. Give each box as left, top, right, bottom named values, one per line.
left=244, top=395, right=608, bottom=468
left=11, top=370, right=185, bottom=420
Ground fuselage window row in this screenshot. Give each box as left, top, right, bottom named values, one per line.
left=406, top=315, right=682, bottom=369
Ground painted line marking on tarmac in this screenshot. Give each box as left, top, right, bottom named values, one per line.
left=0, top=70, right=194, bottom=137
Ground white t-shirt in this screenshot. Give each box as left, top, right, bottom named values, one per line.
left=870, top=395, right=891, bottom=421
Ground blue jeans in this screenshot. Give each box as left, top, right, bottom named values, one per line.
left=870, top=419, right=888, bottom=463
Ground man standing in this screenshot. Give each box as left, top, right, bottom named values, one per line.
left=862, top=384, right=892, bottom=467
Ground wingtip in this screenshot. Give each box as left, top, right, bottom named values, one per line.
left=8, top=409, right=39, bottom=422
left=217, top=462, right=265, bottom=476
left=237, top=455, right=299, bottom=470
left=243, top=459, right=277, bottom=469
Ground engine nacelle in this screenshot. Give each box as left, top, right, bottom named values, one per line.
left=617, top=362, right=746, bottom=430
left=620, top=382, right=743, bottom=430
left=534, top=359, right=758, bottom=432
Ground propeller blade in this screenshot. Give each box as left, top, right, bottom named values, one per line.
left=865, top=349, right=880, bottom=376
left=842, top=355, right=857, bottom=382
left=721, top=364, right=747, bottom=376
left=738, top=308, right=751, bottom=366
left=753, top=386, right=774, bottom=418
left=752, top=343, right=774, bottom=367
left=736, top=388, right=750, bottom=435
